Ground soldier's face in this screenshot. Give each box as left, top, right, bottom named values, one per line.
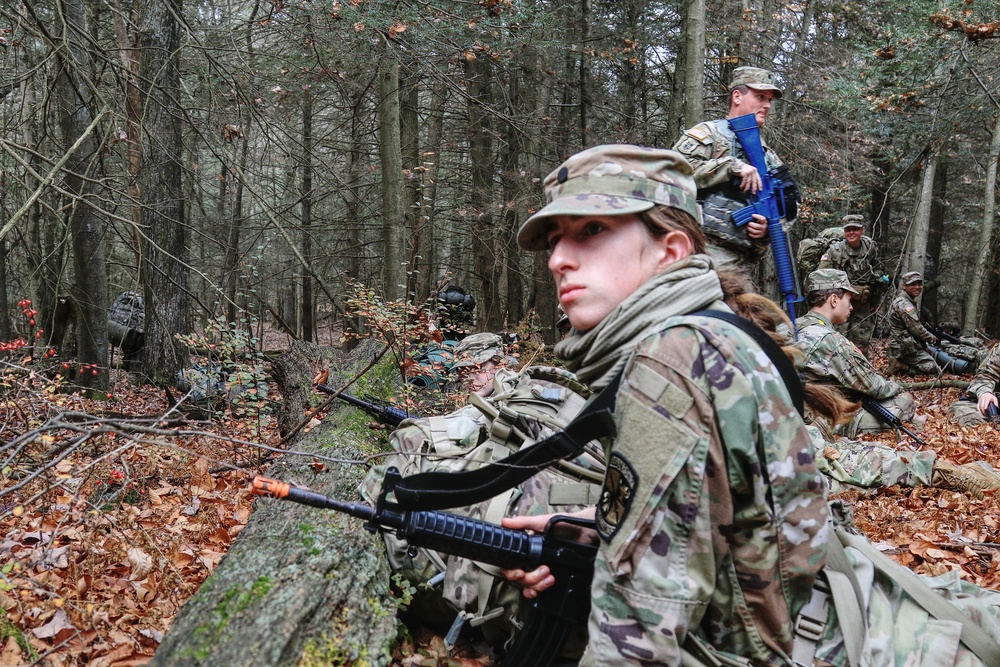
left=904, top=282, right=923, bottom=298
left=830, top=292, right=853, bottom=325
left=844, top=227, right=863, bottom=247
left=546, top=215, right=682, bottom=331
left=732, top=88, right=775, bottom=127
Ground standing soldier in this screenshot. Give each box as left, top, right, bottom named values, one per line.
left=672, top=66, right=800, bottom=296
left=887, top=271, right=940, bottom=375
left=817, top=214, right=885, bottom=352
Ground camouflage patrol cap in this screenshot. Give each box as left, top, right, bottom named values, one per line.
left=901, top=271, right=923, bottom=285
left=806, top=269, right=859, bottom=294
left=517, top=145, right=701, bottom=251
left=729, top=66, right=783, bottom=99
left=842, top=214, right=865, bottom=230
left=451, top=332, right=507, bottom=369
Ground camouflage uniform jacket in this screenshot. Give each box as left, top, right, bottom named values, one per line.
left=672, top=119, right=785, bottom=191
left=817, top=236, right=881, bottom=286
left=795, top=311, right=902, bottom=400
left=584, top=311, right=828, bottom=666
left=672, top=120, right=785, bottom=260
left=968, top=343, right=1000, bottom=399
left=887, top=290, right=935, bottom=352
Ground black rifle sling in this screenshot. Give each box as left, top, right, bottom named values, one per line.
left=690, top=309, right=805, bottom=417
left=390, top=372, right=621, bottom=511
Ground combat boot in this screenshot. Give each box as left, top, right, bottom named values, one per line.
left=932, top=460, right=1000, bottom=499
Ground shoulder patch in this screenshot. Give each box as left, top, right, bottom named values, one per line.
left=686, top=126, right=711, bottom=143
left=596, top=452, right=637, bottom=541
left=905, top=304, right=914, bottom=312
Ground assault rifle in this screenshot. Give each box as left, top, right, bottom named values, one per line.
left=316, top=383, right=412, bottom=427
left=860, top=396, right=928, bottom=447
left=921, top=320, right=962, bottom=345
left=252, top=469, right=597, bottom=667
left=729, top=113, right=804, bottom=329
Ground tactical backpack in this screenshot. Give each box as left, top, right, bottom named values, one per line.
left=359, top=365, right=604, bottom=648
left=796, top=226, right=845, bottom=278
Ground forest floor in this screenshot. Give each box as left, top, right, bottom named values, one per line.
left=2, top=338, right=1000, bottom=666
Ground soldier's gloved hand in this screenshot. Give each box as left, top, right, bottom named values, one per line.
left=978, top=392, right=998, bottom=415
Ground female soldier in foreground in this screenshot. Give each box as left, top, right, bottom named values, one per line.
left=503, top=144, right=828, bottom=665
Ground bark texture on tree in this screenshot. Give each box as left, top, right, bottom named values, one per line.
left=151, top=339, right=398, bottom=666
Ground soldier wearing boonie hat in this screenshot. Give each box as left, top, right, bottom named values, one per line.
left=506, top=144, right=825, bottom=665
left=516, top=144, right=701, bottom=251
left=671, top=66, right=799, bottom=291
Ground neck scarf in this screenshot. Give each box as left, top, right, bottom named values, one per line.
left=555, top=254, right=724, bottom=389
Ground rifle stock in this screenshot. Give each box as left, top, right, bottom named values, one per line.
left=728, top=113, right=803, bottom=328
left=252, top=469, right=597, bottom=667
left=921, top=320, right=962, bottom=345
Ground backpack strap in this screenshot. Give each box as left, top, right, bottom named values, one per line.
left=390, top=371, right=621, bottom=511
left=839, top=528, right=1000, bottom=665
left=688, top=309, right=804, bottom=416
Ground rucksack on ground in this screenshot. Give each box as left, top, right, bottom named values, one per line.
left=796, top=226, right=845, bottom=278
left=359, top=365, right=604, bottom=647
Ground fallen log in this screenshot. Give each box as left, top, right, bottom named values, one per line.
left=151, top=338, right=400, bottom=666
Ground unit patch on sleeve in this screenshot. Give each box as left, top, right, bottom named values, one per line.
left=596, top=452, right=638, bottom=541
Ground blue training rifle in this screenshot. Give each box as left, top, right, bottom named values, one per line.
left=728, top=113, right=804, bottom=332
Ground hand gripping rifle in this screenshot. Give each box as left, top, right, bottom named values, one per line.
left=252, top=468, right=597, bottom=667
left=728, top=113, right=804, bottom=330
left=859, top=396, right=928, bottom=448
left=921, top=320, right=963, bottom=345
left=316, top=383, right=413, bottom=427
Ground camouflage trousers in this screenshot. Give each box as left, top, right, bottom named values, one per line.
left=841, top=392, right=917, bottom=438
left=889, top=339, right=939, bottom=375
left=817, top=437, right=935, bottom=493
left=948, top=398, right=986, bottom=427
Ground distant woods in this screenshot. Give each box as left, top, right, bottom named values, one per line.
left=3, top=0, right=1000, bottom=382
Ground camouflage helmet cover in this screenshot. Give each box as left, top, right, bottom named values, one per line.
left=806, top=268, right=859, bottom=294
left=729, top=66, right=783, bottom=98
left=842, top=214, right=865, bottom=230
left=451, top=332, right=507, bottom=369
left=901, top=271, right=923, bottom=285
left=517, top=144, right=701, bottom=252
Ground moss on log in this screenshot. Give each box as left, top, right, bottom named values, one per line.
left=151, top=339, right=401, bottom=666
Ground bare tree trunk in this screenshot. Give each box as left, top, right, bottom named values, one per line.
left=465, top=57, right=501, bottom=331
left=964, top=116, right=1000, bottom=332
left=905, top=151, right=936, bottom=283
left=400, top=66, right=425, bottom=301
left=139, top=0, right=190, bottom=386
left=300, top=85, right=315, bottom=342
left=923, top=160, right=947, bottom=322
left=379, top=58, right=406, bottom=301
left=683, top=0, right=705, bottom=128
left=421, top=84, right=447, bottom=286
left=55, top=0, right=109, bottom=393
